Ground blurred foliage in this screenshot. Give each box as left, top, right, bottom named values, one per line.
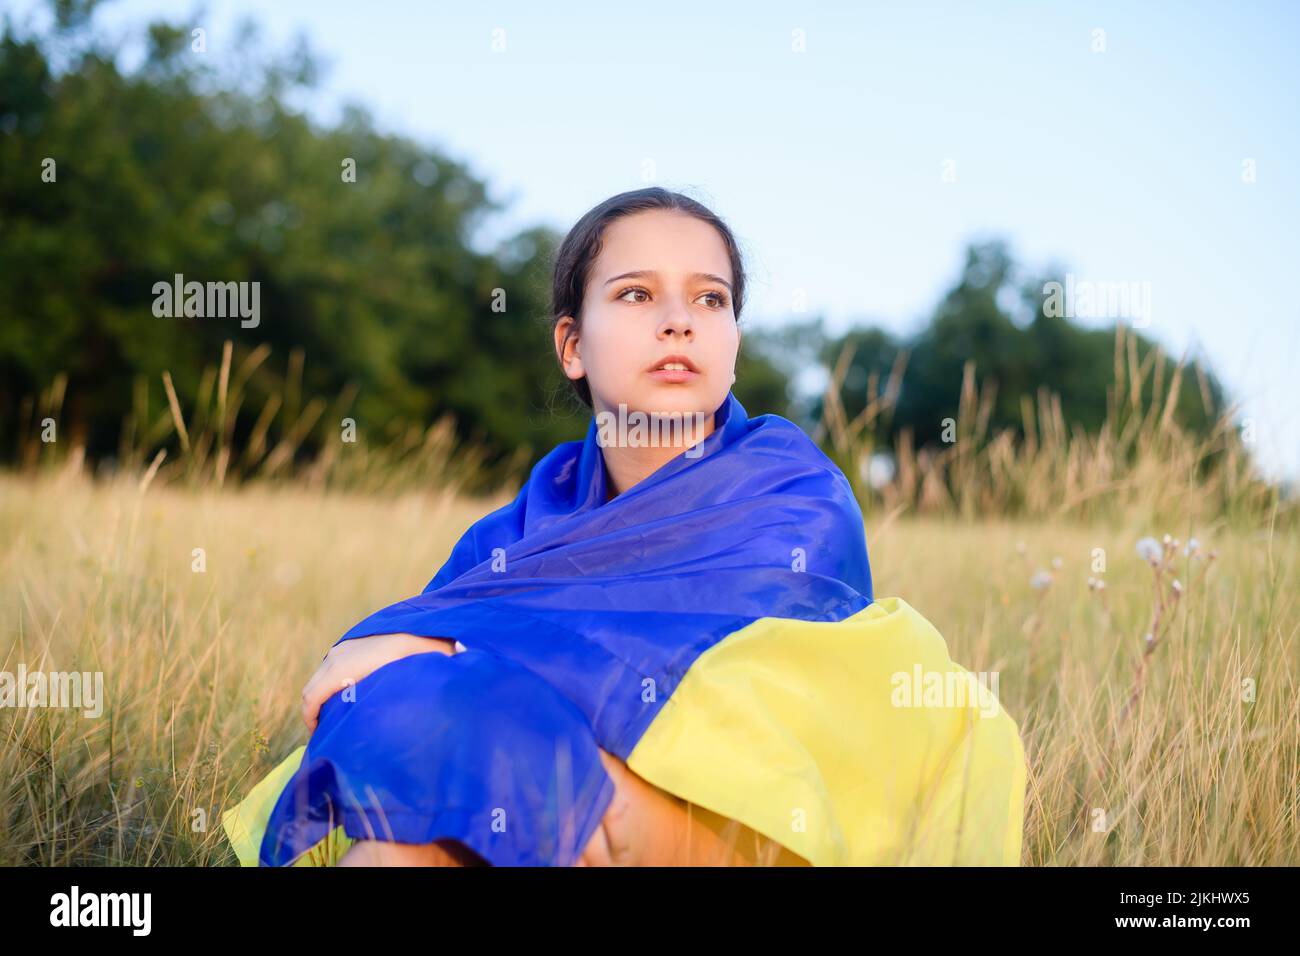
left=0, top=3, right=797, bottom=486
left=0, top=4, right=1240, bottom=495
left=810, top=240, right=1228, bottom=449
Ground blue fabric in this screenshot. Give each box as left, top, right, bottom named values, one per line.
left=258, top=390, right=873, bottom=866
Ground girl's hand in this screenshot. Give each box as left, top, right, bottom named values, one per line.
left=300, top=632, right=456, bottom=732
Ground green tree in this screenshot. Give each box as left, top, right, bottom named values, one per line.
left=1, top=4, right=795, bottom=479
left=815, top=239, right=1227, bottom=448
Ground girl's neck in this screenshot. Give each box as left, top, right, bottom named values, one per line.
left=598, top=410, right=717, bottom=500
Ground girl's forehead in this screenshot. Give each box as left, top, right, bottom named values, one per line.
left=595, top=212, right=732, bottom=278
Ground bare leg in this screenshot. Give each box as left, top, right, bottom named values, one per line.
left=338, top=838, right=484, bottom=867
left=577, top=749, right=811, bottom=866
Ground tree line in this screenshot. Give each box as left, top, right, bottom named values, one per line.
left=0, top=2, right=1228, bottom=482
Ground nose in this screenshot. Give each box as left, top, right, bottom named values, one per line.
left=656, top=299, right=694, bottom=339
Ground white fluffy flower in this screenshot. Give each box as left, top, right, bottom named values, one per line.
left=1136, top=537, right=1162, bottom=564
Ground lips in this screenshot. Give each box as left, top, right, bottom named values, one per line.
left=648, top=354, right=699, bottom=373
left=648, top=365, right=699, bottom=385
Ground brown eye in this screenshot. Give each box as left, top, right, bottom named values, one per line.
left=617, top=287, right=650, bottom=303
left=699, top=291, right=729, bottom=309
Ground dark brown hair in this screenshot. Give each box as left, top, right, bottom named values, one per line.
left=550, top=187, right=746, bottom=409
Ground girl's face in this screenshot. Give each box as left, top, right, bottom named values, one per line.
left=555, top=208, right=741, bottom=424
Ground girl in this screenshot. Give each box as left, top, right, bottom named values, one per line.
left=223, top=188, right=1026, bottom=868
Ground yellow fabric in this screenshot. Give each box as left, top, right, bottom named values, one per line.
left=221, top=596, right=1026, bottom=866
left=625, top=596, right=1027, bottom=865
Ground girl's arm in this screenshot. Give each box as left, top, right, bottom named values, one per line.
left=302, top=633, right=809, bottom=866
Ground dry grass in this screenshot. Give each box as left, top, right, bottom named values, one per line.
left=868, top=514, right=1298, bottom=865
left=13, top=341, right=528, bottom=497
left=0, top=467, right=1294, bottom=865
left=817, top=324, right=1286, bottom=527
left=0, top=467, right=509, bottom=865
left=1, top=326, right=1295, bottom=865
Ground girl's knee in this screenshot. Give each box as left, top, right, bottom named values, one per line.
left=339, top=838, right=481, bottom=867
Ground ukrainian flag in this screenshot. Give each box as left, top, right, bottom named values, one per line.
left=222, top=393, right=1027, bottom=867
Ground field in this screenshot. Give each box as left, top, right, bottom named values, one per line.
left=2, top=466, right=1295, bottom=866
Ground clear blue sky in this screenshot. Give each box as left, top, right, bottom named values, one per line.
left=16, top=0, right=1300, bottom=478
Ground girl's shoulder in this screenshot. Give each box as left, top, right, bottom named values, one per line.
left=740, top=411, right=853, bottom=482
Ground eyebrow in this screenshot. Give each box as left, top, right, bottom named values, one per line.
left=603, top=270, right=734, bottom=294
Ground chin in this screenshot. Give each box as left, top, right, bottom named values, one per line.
left=595, top=380, right=725, bottom=421
left=635, top=390, right=713, bottom=418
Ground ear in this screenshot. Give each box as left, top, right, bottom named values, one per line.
left=554, top=316, right=585, bottom=380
